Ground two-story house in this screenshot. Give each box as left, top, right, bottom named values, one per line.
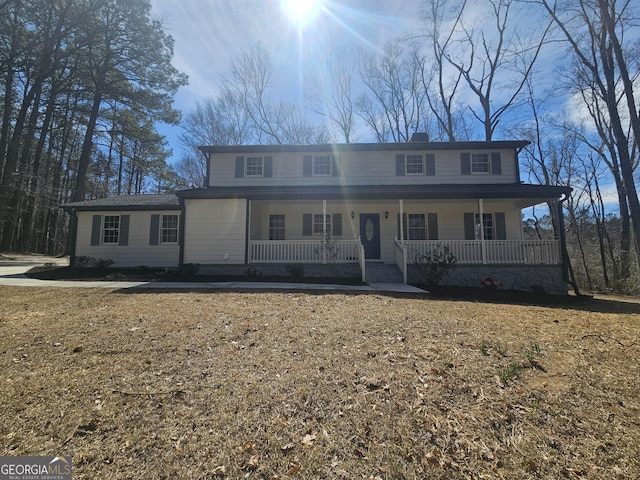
left=63, top=136, right=571, bottom=293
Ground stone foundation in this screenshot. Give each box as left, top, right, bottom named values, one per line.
left=408, top=264, right=568, bottom=295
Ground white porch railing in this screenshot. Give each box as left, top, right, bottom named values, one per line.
left=250, top=239, right=361, bottom=264
left=357, top=236, right=366, bottom=282
left=406, top=240, right=561, bottom=265
left=394, top=238, right=408, bottom=283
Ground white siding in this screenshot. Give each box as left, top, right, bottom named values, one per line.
left=209, top=148, right=519, bottom=187
left=183, top=198, right=247, bottom=264
left=74, top=210, right=180, bottom=268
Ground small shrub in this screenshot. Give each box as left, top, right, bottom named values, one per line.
left=413, top=246, right=457, bottom=286
left=245, top=267, right=262, bottom=277
left=181, top=263, right=200, bottom=276
left=285, top=264, right=304, bottom=280
left=74, top=256, right=114, bottom=268
left=479, top=340, right=490, bottom=356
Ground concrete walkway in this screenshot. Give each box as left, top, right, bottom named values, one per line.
left=0, top=255, right=427, bottom=294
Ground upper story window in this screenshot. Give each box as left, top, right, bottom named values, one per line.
left=303, top=155, right=339, bottom=177
left=236, top=156, right=272, bottom=178
left=245, top=157, right=264, bottom=177
left=396, top=153, right=435, bottom=176
left=406, top=155, right=425, bottom=175
left=161, top=214, right=179, bottom=244
left=471, top=153, right=490, bottom=174
left=461, top=152, right=502, bottom=175
left=313, top=156, right=332, bottom=176
left=103, top=215, right=120, bottom=244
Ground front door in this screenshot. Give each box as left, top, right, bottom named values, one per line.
left=359, top=214, right=381, bottom=260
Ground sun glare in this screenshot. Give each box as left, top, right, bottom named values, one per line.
left=281, top=0, right=324, bottom=28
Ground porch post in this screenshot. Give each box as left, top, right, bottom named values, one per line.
left=399, top=199, right=404, bottom=242
left=246, top=200, right=252, bottom=264
left=479, top=198, right=486, bottom=264
left=322, top=199, right=327, bottom=264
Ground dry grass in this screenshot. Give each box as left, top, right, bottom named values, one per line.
left=1, top=285, right=639, bottom=479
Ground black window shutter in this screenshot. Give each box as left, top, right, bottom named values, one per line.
left=303, top=156, right=312, bottom=176
left=427, top=213, right=439, bottom=240
left=463, top=212, right=475, bottom=240
left=461, top=153, right=471, bottom=175
left=495, top=212, right=506, bottom=240
left=119, top=215, right=130, bottom=246
left=491, top=152, right=502, bottom=175
left=262, top=156, right=273, bottom=177
left=302, top=213, right=312, bottom=236
left=91, top=215, right=102, bottom=246
left=395, top=154, right=405, bottom=176
left=235, top=156, right=245, bottom=178
left=332, top=155, right=340, bottom=176
left=149, top=214, right=160, bottom=245
left=425, top=153, right=436, bottom=176
left=333, top=213, right=342, bottom=236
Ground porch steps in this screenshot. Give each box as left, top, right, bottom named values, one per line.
left=365, top=263, right=403, bottom=284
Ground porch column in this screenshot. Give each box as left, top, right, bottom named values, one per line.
left=322, top=199, right=327, bottom=264
left=399, top=199, right=404, bottom=242
left=246, top=200, right=252, bottom=264
left=479, top=198, right=486, bottom=264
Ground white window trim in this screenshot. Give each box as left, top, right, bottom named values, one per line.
left=405, top=154, right=425, bottom=176
left=474, top=213, right=494, bottom=240
left=313, top=156, right=332, bottom=176
left=407, top=213, right=427, bottom=240
left=313, top=214, right=331, bottom=235
left=471, top=153, right=490, bottom=174
left=160, top=213, right=179, bottom=244
left=103, top=215, right=120, bottom=244
left=269, top=214, right=286, bottom=241
left=245, top=156, right=264, bottom=177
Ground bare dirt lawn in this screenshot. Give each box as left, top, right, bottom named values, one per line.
left=1, top=286, right=639, bottom=479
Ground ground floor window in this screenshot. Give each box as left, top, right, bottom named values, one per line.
left=161, top=214, right=179, bottom=243
left=103, top=215, right=120, bottom=244
left=313, top=214, right=331, bottom=235
left=475, top=213, right=494, bottom=240
left=407, top=213, right=427, bottom=240
left=269, top=214, right=285, bottom=240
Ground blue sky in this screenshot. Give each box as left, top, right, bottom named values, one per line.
left=150, top=0, right=424, bottom=160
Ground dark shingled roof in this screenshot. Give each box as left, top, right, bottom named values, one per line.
left=61, top=194, right=179, bottom=211
left=199, top=140, right=531, bottom=155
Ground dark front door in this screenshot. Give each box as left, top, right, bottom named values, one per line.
left=359, top=214, right=380, bottom=259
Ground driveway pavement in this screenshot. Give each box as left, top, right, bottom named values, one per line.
left=0, top=254, right=427, bottom=293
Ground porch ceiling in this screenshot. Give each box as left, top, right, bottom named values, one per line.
left=177, top=184, right=571, bottom=203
